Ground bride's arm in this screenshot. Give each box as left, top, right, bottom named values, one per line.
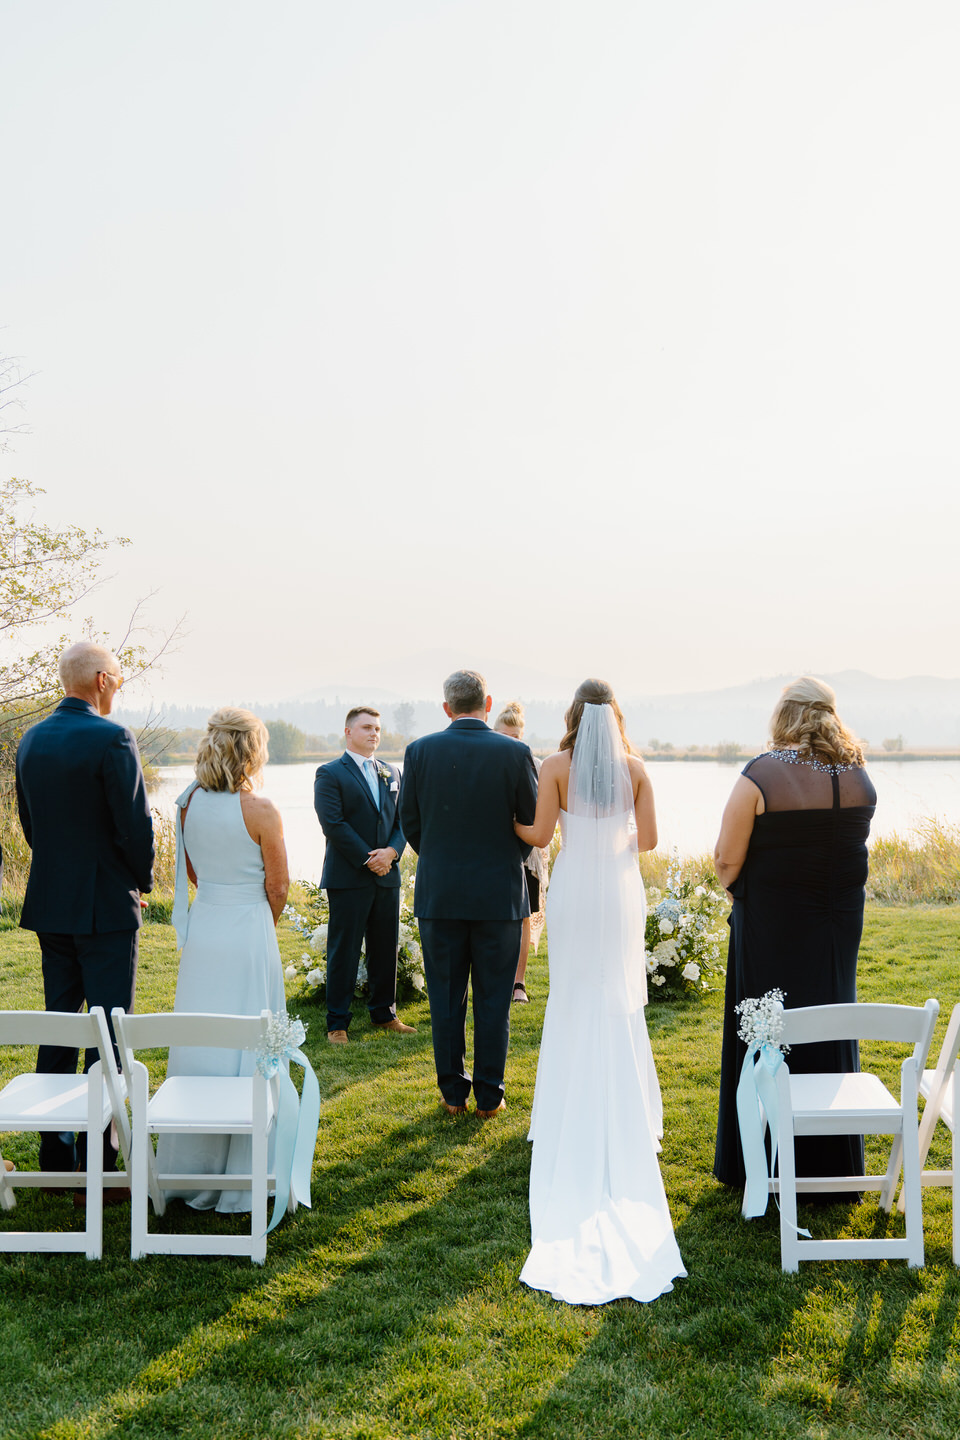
left=630, top=756, right=658, bottom=852
left=515, top=754, right=562, bottom=849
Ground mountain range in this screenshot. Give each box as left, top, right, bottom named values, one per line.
left=118, top=670, right=960, bottom=749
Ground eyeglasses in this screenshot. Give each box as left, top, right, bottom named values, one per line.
left=97, top=670, right=123, bottom=689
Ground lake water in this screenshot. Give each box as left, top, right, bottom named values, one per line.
left=154, top=758, right=960, bottom=884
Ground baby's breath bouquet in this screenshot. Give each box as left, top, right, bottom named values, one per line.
left=735, top=987, right=789, bottom=1054
left=644, top=854, right=728, bottom=999
left=283, top=878, right=426, bottom=1001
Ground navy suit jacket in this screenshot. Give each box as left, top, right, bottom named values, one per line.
left=16, top=698, right=155, bottom=934
left=399, top=718, right=538, bottom=921
left=314, top=753, right=405, bottom=890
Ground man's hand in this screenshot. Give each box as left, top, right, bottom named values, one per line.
left=365, top=847, right=397, bottom=877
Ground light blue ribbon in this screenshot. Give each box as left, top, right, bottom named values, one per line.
left=738, top=1041, right=785, bottom=1218
left=737, top=1042, right=811, bottom=1236
left=261, top=1044, right=321, bottom=1235
left=171, top=780, right=200, bottom=949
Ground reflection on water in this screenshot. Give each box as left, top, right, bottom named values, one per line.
left=154, top=758, right=960, bottom=884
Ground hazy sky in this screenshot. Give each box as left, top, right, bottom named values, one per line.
left=3, top=1, right=958, bottom=708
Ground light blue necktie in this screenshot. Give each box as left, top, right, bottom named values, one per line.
left=363, top=759, right=380, bottom=809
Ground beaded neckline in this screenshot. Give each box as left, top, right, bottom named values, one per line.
left=764, top=748, right=855, bottom=775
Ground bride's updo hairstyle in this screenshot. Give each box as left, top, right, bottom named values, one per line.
left=195, top=707, right=269, bottom=793
left=769, top=676, right=865, bottom=769
left=559, top=678, right=633, bottom=755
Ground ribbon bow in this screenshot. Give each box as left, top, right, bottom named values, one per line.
left=737, top=1043, right=812, bottom=1237
left=256, top=1014, right=321, bottom=1235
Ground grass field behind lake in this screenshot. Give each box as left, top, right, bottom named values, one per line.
left=2, top=908, right=960, bottom=1439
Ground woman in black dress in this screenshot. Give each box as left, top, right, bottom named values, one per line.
left=713, top=676, right=877, bottom=1188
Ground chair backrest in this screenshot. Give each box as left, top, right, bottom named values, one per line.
left=111, top=1010, right=269, bottom=1080
left=0, top=1008, right=104, bottom=1049
left=922, top=1002, right=960, bottom=1096
left=780, top=1000, right=940, bottom=1059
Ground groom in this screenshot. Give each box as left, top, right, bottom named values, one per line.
left=314, top=705, right=411, bottom=1043
left=399, top=670, right=538, bottom=1117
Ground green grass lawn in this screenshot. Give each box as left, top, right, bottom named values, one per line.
left=2, top=907, right=960, bottom=1439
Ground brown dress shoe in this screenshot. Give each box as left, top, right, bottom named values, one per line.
left=327, top=1029, right=349, bottom=1045
left=440, top=1099, right=468, bottom=1115
left=475, top=1099, right=507, bottom=1119
left=372, top=1018, right=415, bottom=1034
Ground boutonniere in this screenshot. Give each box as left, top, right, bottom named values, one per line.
left=376, top=762, right=391, bottom=783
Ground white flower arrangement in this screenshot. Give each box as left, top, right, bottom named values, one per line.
left=256, top=1010, right=307, bottom=1077
left=735, top=988, right=790, bottom=1054
left=283, top=877, right=426, bottom=1002
left=643, top=852, right=727, bottom=999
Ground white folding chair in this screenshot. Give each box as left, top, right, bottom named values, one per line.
left=0, top=1006, right=130, bottom=1260
left=112, top=1009, right=280, bottom=1264
left=895, top=1001, right=960, bottom=1263
left=765, top=999, right=939, bottom=1272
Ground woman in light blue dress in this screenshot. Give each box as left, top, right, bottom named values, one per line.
left=158, top=707, right=289, bottom=1212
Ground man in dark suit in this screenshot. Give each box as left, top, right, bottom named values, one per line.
left=16, top=641, right=155, bottom=1178
left=314, top=705, right=411, bottom=1044
left=399, top=669, right=538, bottom=1118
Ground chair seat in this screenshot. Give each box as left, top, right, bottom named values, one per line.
left=0, top=1073, right=118, bottom=1130
left=790, top=1071, right=901, bottom=1132
left=919, top=1069, right=955, bottom=1130
left=146, top=1075, right=276, bottom=1133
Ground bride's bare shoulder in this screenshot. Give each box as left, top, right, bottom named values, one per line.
left=627, top=753, right=651, bottom=783
left=540, top=751, right=571, bottom=778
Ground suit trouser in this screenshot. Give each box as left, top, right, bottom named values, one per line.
left=35, top=928, right=139, bottom=1172
left=419, top=918, right=522, bottom=1112
left=325, top=886, right=400, bottom=1032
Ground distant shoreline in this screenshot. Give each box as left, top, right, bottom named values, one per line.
left=155, top=747, right=960, bottom=767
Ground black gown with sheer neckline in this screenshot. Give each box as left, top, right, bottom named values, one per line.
left=714, top=750, right=877, bottom=1188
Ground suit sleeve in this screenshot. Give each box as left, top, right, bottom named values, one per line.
left=314, top=764, right=375, bottom=871
left=15, top=748, right=32, bottom=848
left=398, top=750, right=421, bottom=855
left=514, top=746, right=538, bottom=860
left=386, top=765, right=406, bottom=861
left=103, top=728, right=155, bottom=893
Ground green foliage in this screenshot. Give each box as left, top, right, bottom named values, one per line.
left=2, top=909, right=960, bottom=1436
left=714, top=740, right=743, bottom=763
left=265, top=718, right=305, bottom=763
left=0, top=477, right=121, bottom=712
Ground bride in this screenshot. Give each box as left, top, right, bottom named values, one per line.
left=514, top=679, right=686, bottom=1305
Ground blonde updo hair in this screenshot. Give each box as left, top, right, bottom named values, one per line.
left=494, top=700, right=525, bottom=735
left=769, top=676, right=865, bottom=769
left=195, top=707, right=269, bottom=793
left=559, top=678, right=633, bottom=755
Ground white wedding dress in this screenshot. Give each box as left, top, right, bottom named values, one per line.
left=520, top=706, right=686, bottom=1305
left=157, top=785, right=286, bottom=1212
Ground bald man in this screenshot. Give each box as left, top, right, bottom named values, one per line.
left=16, top=641, right=155, bottom=1182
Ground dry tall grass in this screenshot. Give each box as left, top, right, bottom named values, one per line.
left=0, top=789, right=177, bottom=921
left=867, top=817, right=960, bottom=904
